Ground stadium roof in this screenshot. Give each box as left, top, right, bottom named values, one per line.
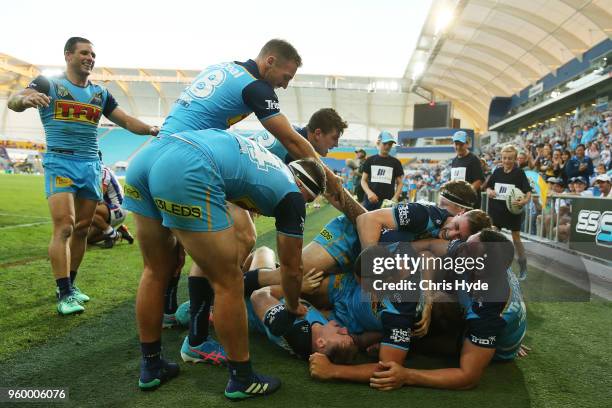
left=1, top=0, right=611, bottom=139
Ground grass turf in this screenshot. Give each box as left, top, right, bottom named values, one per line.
left=0, top=173, right=611, bottom=408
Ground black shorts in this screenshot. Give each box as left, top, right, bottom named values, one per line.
left=489, top=207, right=523, bottom=232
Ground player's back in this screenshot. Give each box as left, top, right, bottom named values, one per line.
left=172, top=129, right=299, bottom=216
left=160, top=62, right=259, bottom=136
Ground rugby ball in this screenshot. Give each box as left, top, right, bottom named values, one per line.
left=505, top=187, right=525, bottom=215
left=175, top=301, right=190, bottom=327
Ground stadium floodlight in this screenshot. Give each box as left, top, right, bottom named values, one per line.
left=435, top=8, right=454, bottom=35
left=41, top=68, right=62, bottom=77
left=412, top=62, right=426, bottom=80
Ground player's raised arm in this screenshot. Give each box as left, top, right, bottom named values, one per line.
left=356, top=208, right=396, bottom=248
left=8, top=76, right=51, bottom=112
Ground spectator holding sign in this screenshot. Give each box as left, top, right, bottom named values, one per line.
left=486, top=145, right=532, bottom=280
left=360, top=131, right=404, bottom=210
left=450, top=131, right=484, bottom=208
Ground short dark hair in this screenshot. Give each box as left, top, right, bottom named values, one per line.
left=576, top=144, right=585, bottom=150
left=307, top=108, right=348, bottom=136
left=440, top=180, right=478, bottom=209
left=258, top=39, right=302, bottom=67
left=64, top=37, right=92, bottom=53
left=464, top=210, right=493, bottom=235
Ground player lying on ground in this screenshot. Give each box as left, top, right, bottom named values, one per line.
left=249, top=181, right=486, bottom=291
left=86, top=165, right=134, bottom=248
left=123, top=129, right=326, bottom=399
left=367, top=229, right=529, bottom=391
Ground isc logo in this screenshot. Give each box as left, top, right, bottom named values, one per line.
left=54, top=101, right=101, bottom=125
left=575, top=210, right=612, bottom=247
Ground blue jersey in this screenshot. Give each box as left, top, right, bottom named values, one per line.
left=328, top=273, right=416, bottom=351
left=28, top=75, right=117, bottom=159
left=173, top=129, right=301, bottom=219
left=160, top=60, right=281, bottom=136
left=250, top=126, right=308, bottom=163
left=387, top=203, right=450, bottom=242
left=456, top=268, right=527, bottom=360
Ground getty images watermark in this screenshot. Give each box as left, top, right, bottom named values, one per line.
left=358, top=240, right=592, bottom=303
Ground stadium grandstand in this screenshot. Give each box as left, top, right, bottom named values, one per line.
left=1, top=0, right=611, bottom=407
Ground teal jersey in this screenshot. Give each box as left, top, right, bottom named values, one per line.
left=457, top=268, right=527, bottom=360
left=247, top=298, right=327, bottom=359
left=328, top=273, right=416, bottom=350
left=173, top=129, right=300, bottom=219
left=160, top=60, right=281, bottom=136
left=27, top=75, right=117, bottom=159
left=249, top=126, right=307, bottom=164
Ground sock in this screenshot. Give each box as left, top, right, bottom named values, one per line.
left=103, top=225, right=113, bottom=235
left=56, top=277, right=72, bottom=298
left=188, top=276, right=214, bottom=346
left=70, top=270, right=78, bottom=285
left=141, top=340, right=162, bottom=367
left=164, top=271, right=181, bottom=314
left=243, top=269, right=261, bottom=298
left=228, top=360, right=254, bottom=383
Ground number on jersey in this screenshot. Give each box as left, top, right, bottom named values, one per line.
left=241, top=138, right=283, bottom=171
left=186, top=68, right=226, bottom=99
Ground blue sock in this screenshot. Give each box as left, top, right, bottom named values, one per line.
left=164, top=271, right=181, bottom=314
left=70, top=270, right=78, bottom=285
left=228, top=360, right=253, bottom=383
left=56, top=277, right=72, bottom=298
left=188, top=276, right=213, bottom=346
left=243, top=269, right=260, bottom=298
left=141, top=340, right=162, bottom=367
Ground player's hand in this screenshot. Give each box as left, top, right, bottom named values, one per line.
left=301, top=268, right=324, bottom=295
left=517, top=344, right=531, bottom=358
left=370, top=361, right=405, bottom=391
left=22, top=92, right=50, bottom=109
left=413, top=302, right=432, bottom=338
left=512, top=199, right=525, bottom=208
left=149, top=126, right=160, bottom=136
left=309, top=352, right=334, bottom=381
left=286, top=302, right=308, bottom=317
left=487, top=190, right=497, bottom=198
left=367, top=192, right=379, bottom=204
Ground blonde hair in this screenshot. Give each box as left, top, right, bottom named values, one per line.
left=501, top=145, right=518, bottom=158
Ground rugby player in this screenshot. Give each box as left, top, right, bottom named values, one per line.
left=368, top=229, right=528, bottom=391
left=86, top=165, right=134, bottom=248
left=7, top=37, right=159, bottom=315
left=124, top=129, right=326, bottom=399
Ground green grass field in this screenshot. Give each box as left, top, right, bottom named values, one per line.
left=1, top=173, right=611, bottom=408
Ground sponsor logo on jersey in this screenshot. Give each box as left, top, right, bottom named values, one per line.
left=389, top=328, right=411, bottom=345
left=227, top=112, right=250, bottom=127
left=154, top=198, right=202, bottom=219
left=53, top=100, right=102, bottom=125
left=56, top=84, right=71, bottom=98
left=397, top=204, right=411, bottom=226
left=470, top=334, right=496, bottom=346
left=124, top=183, right=141, bottom=200
left=265, top=100, right=280, bottom=110
left=575, top=210, right=612, bottom=247
left=90, top=91, right=103, bottom=106
left=55, top=176, right=73, bottom=188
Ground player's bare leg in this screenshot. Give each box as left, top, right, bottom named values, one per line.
left=175, top=227, right=248, bottom=362
left=69, top=197, right=97, bottom=272
left=87, top=204, right=111, bottom=244
left=133, top=213, right=182, bottom=390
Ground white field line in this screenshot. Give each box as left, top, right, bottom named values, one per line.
left=0, top=213, right=50, bottom=220
left=0, top=221, right=52, bottom=229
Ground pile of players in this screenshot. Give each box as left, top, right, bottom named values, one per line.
left=9, top=36, right=528, bottom=400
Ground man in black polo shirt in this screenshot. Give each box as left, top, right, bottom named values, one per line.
left=360, top=131, right=404, bottom=211
left=450, top=131, right=484, bottom=209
